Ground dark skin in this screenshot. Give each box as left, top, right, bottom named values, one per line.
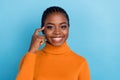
left=28, top=13, right=69, bottom=53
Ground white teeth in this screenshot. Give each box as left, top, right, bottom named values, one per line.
left=52, top=38, right=62, bottom=42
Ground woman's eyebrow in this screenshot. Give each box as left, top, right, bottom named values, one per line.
left=60, top=22, right=68, bottom=25
left=46, top=22, right=68, bottom=25
left=46, top=23, right=54, bottom=25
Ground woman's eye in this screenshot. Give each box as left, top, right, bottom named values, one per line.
left=46, top=26, right=54, bottom=30
left=61, top=25, right=67, bottom=29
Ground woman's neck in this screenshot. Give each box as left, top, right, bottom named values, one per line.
left=42, top=42, right=71, bottom=55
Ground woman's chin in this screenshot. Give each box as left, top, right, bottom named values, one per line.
left=52, top=43, right=64, bottom=46
left=47, top=40, right=65, bottom=46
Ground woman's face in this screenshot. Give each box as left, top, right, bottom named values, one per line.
left=44, top=13, right=69, bottom=46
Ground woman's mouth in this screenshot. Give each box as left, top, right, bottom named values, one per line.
left=51, top=37, right=63, bottom=42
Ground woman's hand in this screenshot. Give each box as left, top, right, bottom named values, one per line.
left=28, top=27, right=45, bottom=53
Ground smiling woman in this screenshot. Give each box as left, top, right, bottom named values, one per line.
left=44, top=13, right=69, bottom=46
left=16, top=6, right=90, bottom=80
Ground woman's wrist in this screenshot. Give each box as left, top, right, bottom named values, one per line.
left=28, top=48, right=36, bottom=53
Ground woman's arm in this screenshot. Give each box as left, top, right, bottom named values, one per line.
left=16, top=27, right=45, bottom=80
left=16, top=52, right=36, bottom=80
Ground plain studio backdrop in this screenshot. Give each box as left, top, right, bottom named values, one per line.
left=0, top=0, right=120, bottom=80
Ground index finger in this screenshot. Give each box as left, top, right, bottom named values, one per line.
left=34, top=26, right=45, bottom=35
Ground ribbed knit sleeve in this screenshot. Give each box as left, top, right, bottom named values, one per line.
left=16, top=52, right=36, bottom=80
left=78, top=59, right=90, bottom=80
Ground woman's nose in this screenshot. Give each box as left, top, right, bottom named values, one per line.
left=53, top=27, right=61, bottom=35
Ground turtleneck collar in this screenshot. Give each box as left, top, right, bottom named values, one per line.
left=42, top=42, right=71, bottom=55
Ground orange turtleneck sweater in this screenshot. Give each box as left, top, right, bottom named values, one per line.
left=16, top=42, right=90, bottom=80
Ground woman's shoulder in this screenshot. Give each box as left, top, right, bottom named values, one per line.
left=70, top=50, right=87, bottom=63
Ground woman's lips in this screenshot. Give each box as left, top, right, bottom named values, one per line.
left=51, top=37, right=63, bottom=42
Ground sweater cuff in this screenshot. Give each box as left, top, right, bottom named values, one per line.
left=16, top=52, right=36, bottom=80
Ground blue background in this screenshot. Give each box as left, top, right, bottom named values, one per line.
left=0, top=0, right=120, bottom=80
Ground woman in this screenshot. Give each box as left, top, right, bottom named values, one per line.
left=16, top=6, right=90, bottom=80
